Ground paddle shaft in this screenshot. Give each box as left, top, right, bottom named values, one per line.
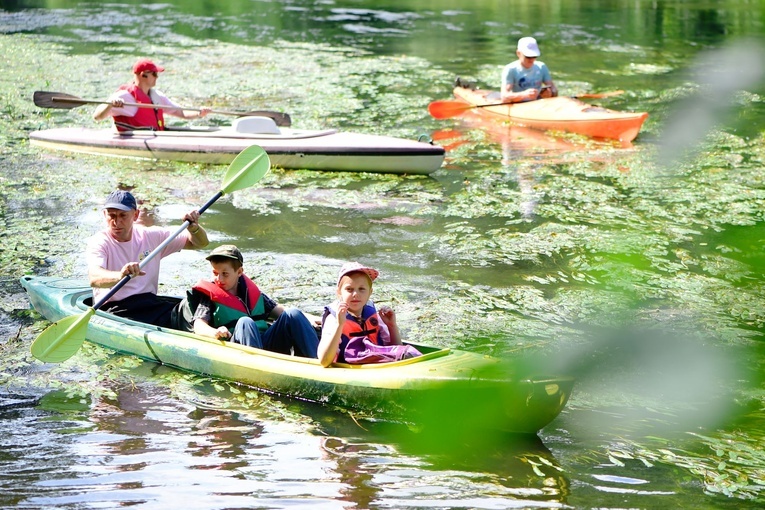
left=53, top=95, right=249, bottom=117
left=92, top=191, right=223, bottom=311
left=34, top=91, right=291, bottom=126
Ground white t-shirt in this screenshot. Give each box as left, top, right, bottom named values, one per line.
left=85, top=224, right=188, bottom=304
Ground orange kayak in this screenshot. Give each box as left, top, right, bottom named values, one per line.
left=452, top=86, right=648, bottom=142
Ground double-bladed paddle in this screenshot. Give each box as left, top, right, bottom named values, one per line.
left=29, top=144, right=271, bottom=363
left=33, top=90, right=292, bottom=127
left=428, top=90, right=626, bottom=120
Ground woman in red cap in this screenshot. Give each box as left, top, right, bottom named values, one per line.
left=93, top=58, right=211, bottom=131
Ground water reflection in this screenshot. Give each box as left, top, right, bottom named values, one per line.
left=434, top=110, right=635, bottom=221
left=306, top=402, right=572, bottom=507
left=186, top=409, right=260, bottom=471
left=5, top=383, right=575, bottom=509
left=319, top=437, right=381, bottom=508
left=14, top=387, right=329, bottom=508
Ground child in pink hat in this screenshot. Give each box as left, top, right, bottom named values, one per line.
left=318, top=262, right=421, bottom=367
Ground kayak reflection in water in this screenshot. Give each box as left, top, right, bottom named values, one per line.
left=318, top=262, right=422, bottom=367
left=500, top=36, right=558, bottom=103
left=92, top=58, right=211, bottom=131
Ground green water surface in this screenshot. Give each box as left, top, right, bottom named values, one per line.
left=2, top=1, right=765, bottom=508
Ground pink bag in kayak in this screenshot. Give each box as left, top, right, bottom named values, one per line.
left=343, top=336, right=422, bottom=364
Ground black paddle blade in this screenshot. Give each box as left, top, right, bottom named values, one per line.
left=33, top=91, right=88, bottom=109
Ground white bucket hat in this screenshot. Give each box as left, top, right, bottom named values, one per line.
left=517, top=36, right=541, bottom=57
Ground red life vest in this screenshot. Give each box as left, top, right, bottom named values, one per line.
left=112, top=84, right=166, bottom=132
left=191, top=276, right=268, bottom=332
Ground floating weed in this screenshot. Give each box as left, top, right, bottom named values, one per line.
left=3, top=23, right=765, bottom=507
left=0, top=326, right=142, bottom=402
left=627, top=63, right=675, bottom=75
left=4, top=33, right=764, bottom=363
left=602, top=431, right=765, bottom=501
left=150, top=367, right=321, bottom=429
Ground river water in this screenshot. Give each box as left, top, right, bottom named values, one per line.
left=1, top=0, right=765, bottom=508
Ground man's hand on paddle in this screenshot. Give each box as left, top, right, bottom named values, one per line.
left=120, top=262, right=145, bottom=279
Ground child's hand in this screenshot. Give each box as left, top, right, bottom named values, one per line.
left=215, top=326, right=231, bottom=340
left=336, top=301, right=348, bottom=326
left=378, top=305, right=396, bottom=326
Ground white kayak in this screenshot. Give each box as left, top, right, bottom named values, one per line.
left=29, top=116, right=445, bottom=175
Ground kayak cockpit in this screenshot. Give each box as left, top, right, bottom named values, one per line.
left=77, top=291, right=453, bottom=367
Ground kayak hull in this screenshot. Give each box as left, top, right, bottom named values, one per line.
left=29, top=126, right=445, bottom=175
left=453, top=86, right=648, bottom=142
left=21, top=275, right=573, bottom=434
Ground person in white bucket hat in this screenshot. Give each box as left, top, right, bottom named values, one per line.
left=500, top=36, right=558, bottom=103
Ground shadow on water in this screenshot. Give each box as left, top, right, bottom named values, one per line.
left=312, top=401, right=560, bottom=462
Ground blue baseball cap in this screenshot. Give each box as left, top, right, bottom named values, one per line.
left=104, top=190, right=137, bottom=211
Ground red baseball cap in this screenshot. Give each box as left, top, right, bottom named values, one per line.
left=132, top=59, right=165, bottom=74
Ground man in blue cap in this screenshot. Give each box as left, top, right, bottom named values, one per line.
left=85, top=189, right=209, bottom=326
left=500, top=36, right=558, bottom=103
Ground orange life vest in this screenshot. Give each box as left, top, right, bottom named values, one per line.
left=323, top=302, right=381, bottom=363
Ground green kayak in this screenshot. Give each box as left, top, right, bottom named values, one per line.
left=20, top=275, right=573, bottom=434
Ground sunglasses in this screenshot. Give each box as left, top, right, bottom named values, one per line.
left=141, top=71, right=158, bottom=78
